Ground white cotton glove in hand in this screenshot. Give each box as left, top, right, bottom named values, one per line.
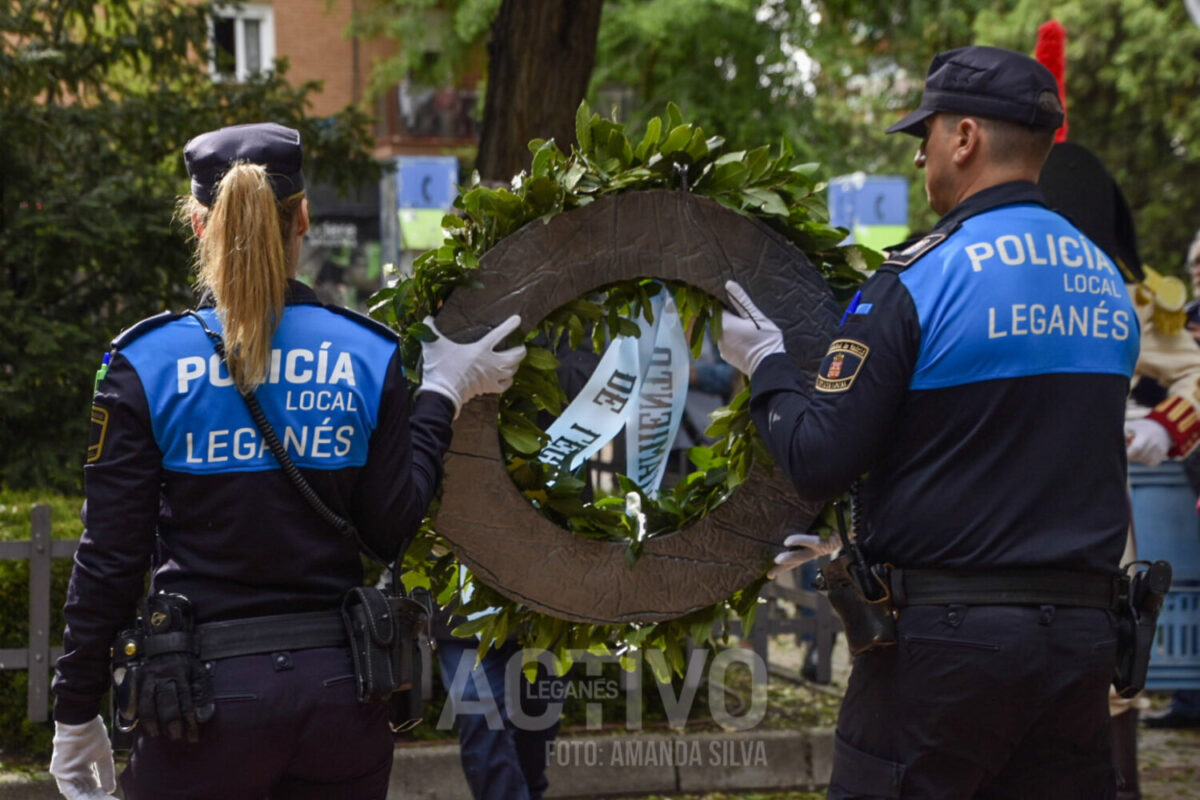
left=49, top=716, right=116, bottom=799
left=718, top=280, right=786, bottom=376
left=767, top=533, right=840, bottom=580
left=420, top=314, right=526, bottom=417
left=1125, top=418, right=1172, bottom=467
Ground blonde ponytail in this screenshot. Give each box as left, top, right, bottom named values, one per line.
left=183, top=162, right=304, bottom=393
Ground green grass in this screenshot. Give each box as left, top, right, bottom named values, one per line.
left=0, top=490, right=84, bottom=541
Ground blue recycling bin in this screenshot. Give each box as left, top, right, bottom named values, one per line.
left=1128, top=462, right=1200, bottom=690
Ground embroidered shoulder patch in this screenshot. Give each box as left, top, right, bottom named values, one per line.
left=815, top=339, right=869, bottom=392
left=88, top=405, right=109, bottom=463
left=882, top=233, right=947, bottom=269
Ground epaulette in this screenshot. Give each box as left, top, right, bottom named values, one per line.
left=881, top=232, right=950, bottom=271
left=110, top=311, right=185, bottom=350
left=325, top=305, right=402, bottom=342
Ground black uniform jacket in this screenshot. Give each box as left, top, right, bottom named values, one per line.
left=53, top=281, right=454, bottom=724
left=751, top=182, right=1140, bottom=574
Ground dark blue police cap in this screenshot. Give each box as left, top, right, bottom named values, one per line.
left=184, top=122, right=304, bottom=206
left=886, top=46, right=1064, bottom=137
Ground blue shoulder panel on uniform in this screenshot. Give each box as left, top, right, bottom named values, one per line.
left=899, top=204, right=1140, bottom=390
left=110, top=311, right=185, bottom=350
left=121, top=306, right=398, bottom=475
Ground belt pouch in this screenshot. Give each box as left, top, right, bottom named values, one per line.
left=387, top=594, right=429, bottom=732
left=342, top=586, right=400, bottom=703
left=819, top=553, right=897, bottom=656
left=341, top=586, right=429, bottom=729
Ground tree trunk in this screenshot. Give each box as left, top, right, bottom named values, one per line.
left=475, top=0, right=604, bottom=182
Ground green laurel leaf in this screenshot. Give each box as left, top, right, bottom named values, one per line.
left=371, top=100, right=874, bottom=681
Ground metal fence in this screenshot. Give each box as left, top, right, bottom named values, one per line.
left=0, top=504, right=77, bottom=723
left=756, top=570, right=842, bottom=685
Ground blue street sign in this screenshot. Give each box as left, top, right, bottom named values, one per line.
left=395, top=156, right=459, bottom=210
left=829, top=174, right=908, bottom=228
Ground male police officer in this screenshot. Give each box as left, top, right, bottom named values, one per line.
left=719, top=46, right=1137, bottom=798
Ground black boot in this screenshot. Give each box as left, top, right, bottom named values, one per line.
left=1112, top=709, right=1140, bottom=800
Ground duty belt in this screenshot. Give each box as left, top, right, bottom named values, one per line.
left=196, top=610, right=347, bottom=660
left=888, top=568, right=1124, bottom=612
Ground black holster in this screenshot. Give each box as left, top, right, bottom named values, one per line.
left=341, top=586, right=430, bottom=731
left=107, top=592, right=213, bottom=747
left=1113, top=560, right=1172, bottom=698
left=817, top=552, right=898, bottom=656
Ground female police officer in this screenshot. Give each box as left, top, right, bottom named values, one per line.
left=47, top=122, right=524, bottom=799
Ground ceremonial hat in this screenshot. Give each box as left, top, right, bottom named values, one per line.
left=1040, top=142, right=1143, bottom=281
left=887, top=46, right=1065, bottom=137
left=184, top=122, right=304, bottom=206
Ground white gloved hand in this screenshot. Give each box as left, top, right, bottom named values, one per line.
left=419, top=314, right=526, bottom=417
left=1125, top=418, right=1172, bottom=467
left=767, top=533, right=840, bottom=580
left=718, top=280, right=786, bottom=376
left=49, top=716, right=116, bottom=799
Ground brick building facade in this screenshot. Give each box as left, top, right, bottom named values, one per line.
left=212, top=0, right=480, bottom=305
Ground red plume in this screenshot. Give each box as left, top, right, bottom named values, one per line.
left=1034, top=20, right=1069, bottom=143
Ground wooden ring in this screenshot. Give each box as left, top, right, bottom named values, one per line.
left=435, top=190, right=838, bottom=623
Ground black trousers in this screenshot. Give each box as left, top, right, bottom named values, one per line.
left=121, top=647, right=393, bottom=799
left=829, top=604, right=1119, bottom=800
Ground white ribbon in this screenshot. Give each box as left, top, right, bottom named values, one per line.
left=623, top=292, right=690, bottom=493
left=540, top=289, right=691, bottom=494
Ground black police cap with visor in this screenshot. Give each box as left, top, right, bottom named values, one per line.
left=183, top=122, right=304, bottom=206
left=886, top=45, right=1065, bottom=137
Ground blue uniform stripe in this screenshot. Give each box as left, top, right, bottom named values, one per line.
left=899, top=205, right=1139, bottom=391
left=840, top=290, right=863, bottom=326
left=121, top=306, right=394, bottom=474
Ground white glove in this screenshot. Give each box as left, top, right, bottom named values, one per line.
left=767, top=533, right=840, bottom=580
left=419, top=314, right=526, bottom=417
left=718, top=280, right=786, bottom=376
left=1125, top=418, right=1172, bottom=466
left=49, top=716, right=116, bottom=799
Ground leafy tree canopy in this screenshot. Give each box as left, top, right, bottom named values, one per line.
left=365, top=0, right=1200, bottom=273
left=352, top=0, right=500, bottom=95
left=971, top=0, right=1200, bottom=275
left=1, top=0, right=379, bottom=490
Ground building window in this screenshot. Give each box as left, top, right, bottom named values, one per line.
left=210, top=4, right=274, bottom=82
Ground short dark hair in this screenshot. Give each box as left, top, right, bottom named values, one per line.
left=937, top=113, right=1055, bottom=167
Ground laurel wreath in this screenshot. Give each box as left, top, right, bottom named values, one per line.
left=367, top=102, right=875, bottom=680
